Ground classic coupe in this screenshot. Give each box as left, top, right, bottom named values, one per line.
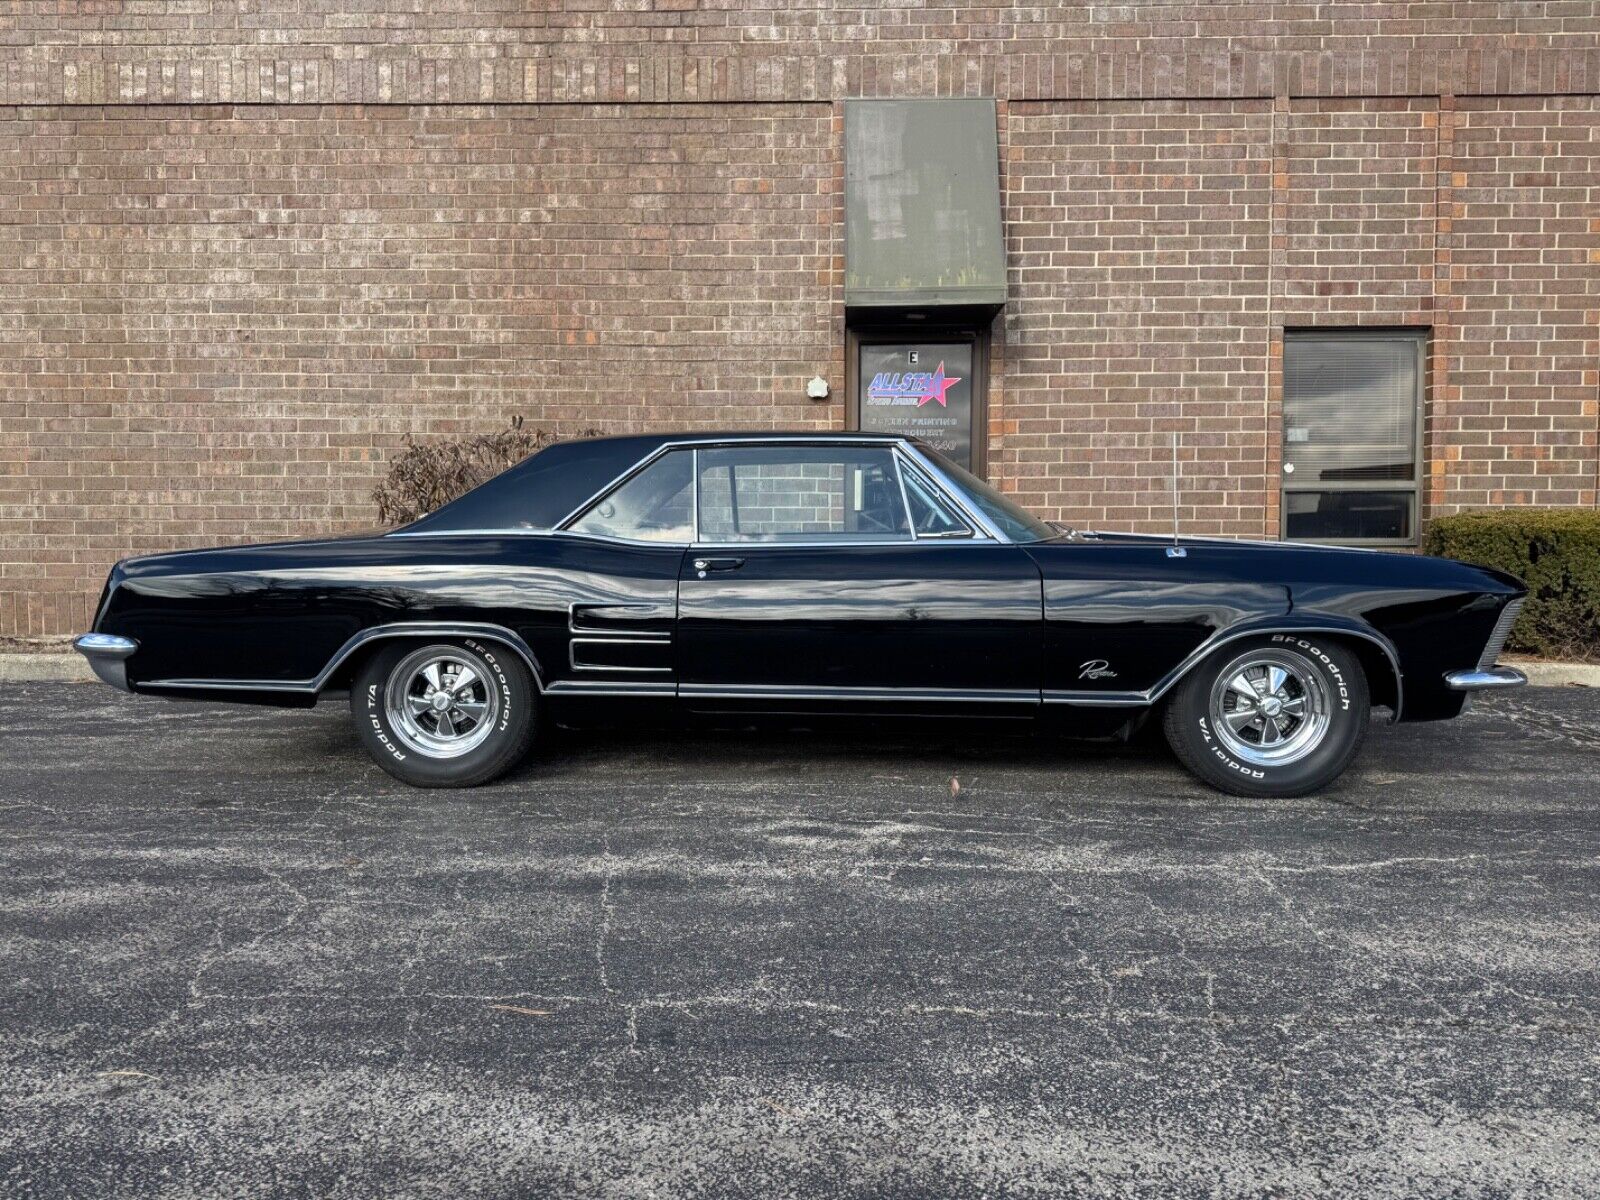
left=75, top=432, right=1527, bottom=796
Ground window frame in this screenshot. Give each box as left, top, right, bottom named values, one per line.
left=1281, top=328, right=1427, bottom=549
left=557, top=437, right=1005, bottom=549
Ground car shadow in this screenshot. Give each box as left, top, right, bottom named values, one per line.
left=503, top=715, right=1170, bottom=784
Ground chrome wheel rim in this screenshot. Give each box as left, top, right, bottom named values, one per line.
left=1208, top=649, right=1331, bottom=768
left=384, top=645, right=500, bottom=760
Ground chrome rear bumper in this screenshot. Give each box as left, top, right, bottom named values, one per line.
left=73, top=633, right=137, bottom=691
left=1444, top=666, right=1528, bottom=692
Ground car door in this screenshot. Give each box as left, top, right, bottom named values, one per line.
left=675, top=443, right=1042, bottom=710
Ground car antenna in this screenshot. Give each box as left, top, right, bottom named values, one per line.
left=1168, top=431, right=1186, bottom=558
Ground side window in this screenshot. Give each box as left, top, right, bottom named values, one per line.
left=903, top=467, right=973, bottom=538
left=698, top=446, right=910, bottom=542
left=568, top=451, right=693, bottom=543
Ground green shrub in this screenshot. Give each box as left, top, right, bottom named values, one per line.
left=373, top=417, right=600, bottom=526
left=1423, top=509, right=1600, bottom=661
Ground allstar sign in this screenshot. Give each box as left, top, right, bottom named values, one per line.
left=865, top=361, right=964, bottom=408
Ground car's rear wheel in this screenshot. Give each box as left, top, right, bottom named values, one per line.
left=350, top=638, right=536, bottom=787
left=1162, top=635, right=1369, bottom=797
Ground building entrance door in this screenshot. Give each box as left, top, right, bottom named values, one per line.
left=850, top=333, right=985, bottom=475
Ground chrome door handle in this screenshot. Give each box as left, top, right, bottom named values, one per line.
left=692, top=556, right=744, bottom=578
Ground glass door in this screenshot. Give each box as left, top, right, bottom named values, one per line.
left=850, top=333, right=984, bottom=474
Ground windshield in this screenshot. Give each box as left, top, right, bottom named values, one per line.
left=918, top=448, right=1057, bottom=544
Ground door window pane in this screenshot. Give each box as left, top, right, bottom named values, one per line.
left=903, top=468, right=973, bottom=537
left=698, top=446, right=910, bottom=542
left=569, top=451, right=693, bottom=542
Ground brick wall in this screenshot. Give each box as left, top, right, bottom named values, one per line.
left=1001, top=100, right=1274, bottom=536
left=1, top=4, right=1598, bottom=638
left=5, top=2, right=1600, bottom=105
left=1273, top=97, right=1442, bottom=534
left=0, top=103, right=838, bottom=637
left=995, top=90, right=1598, bottom=537
left=1440, top=96, right=1600, bottom=512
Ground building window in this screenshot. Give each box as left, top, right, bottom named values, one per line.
left=1282, top=331, right=1425, bottom=546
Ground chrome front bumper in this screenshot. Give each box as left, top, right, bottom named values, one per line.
left=1444, top=666, right=1528, bottom=692
left=73, top=633, right=137, bottom=691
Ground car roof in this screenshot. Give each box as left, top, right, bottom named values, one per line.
left=399, top=430, right=919, bottom=535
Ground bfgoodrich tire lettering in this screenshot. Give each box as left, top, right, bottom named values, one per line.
left=350, top=637, right=537, bottom=787
left=1162, top=635, right=1370, bottom=798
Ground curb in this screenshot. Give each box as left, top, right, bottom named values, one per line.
left=1507, top=660, right=1600, bottom=689
left=0, top=653, right=93, bottom=683
left=1, top=651, right=1594, bottom=688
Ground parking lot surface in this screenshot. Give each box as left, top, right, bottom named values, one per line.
left=2, top=683, right=1598, bottom=1198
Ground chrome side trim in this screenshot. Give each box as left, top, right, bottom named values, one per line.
left=1044, top=623, right=1406, bottom=721
left=569, top=637, right=673, bottom=674
left=142, top=622, right=546, bottom=696
left=545, top=679, right=677, bottom=698
left=141, top=678, right=310, bottom=694
left=567, top=603, right=670, bottom=637
left=1445, top=667, right=1527, bottom=692
left=678, top=683, right=1039, bottom=705
left=388, top=527, right=552, bottom=540
left=1041, top=692, right=1152, bottom=708
left=387, top=527, right=693, bottom=549
left=73, top=633, right=138, bottom=692
left=565, top=600, right=674, bottom=676
left=688, top=538, right=940, bottom=550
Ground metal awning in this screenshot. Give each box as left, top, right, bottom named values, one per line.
left=844, top=98, right=1006, bottom=312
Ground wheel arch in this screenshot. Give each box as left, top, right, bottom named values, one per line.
left=1156, top=620, right=1402, bottom=722
left=314, top=623, right=546, bottom=697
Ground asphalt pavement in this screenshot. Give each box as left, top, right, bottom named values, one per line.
left=2, top=683, right=1598, bottom=1198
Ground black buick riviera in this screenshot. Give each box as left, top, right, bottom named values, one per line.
left=75, top=433, right=1528, bottom=796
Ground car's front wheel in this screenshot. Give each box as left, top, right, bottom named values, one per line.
left=1162, top=635, right=1369, bottom=797
left=350, top=638, right=536, bottom=787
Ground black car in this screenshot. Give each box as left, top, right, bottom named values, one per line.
left=74, top=432, right=1527, bottom=796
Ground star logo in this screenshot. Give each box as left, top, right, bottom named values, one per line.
left=915, top=361, right=962, bottom=407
